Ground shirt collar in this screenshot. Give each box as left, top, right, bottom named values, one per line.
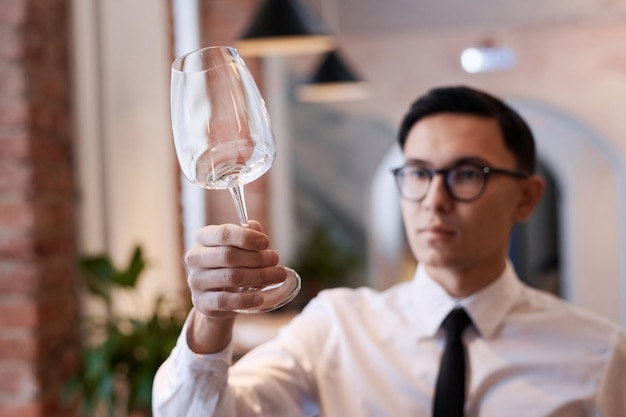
left=411, top=260, right=523, bottom=339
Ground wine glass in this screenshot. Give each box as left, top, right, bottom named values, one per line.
left=170, top=45, right=301, bottom=313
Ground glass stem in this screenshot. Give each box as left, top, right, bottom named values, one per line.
left=229, top=184, right=249, bottom=227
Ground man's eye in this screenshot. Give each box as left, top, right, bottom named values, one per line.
left=407, top=168, right=430, bottom=179
left=452, top=166, right=482, bottom=181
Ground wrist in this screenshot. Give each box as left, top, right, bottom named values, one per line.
left=187, top=308, right=236, bottom=354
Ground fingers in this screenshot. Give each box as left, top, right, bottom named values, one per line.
left=186, top=222, right=276, bottom=270
left=194, top=223, right=269, bottom=251
left=185, top=245, right=278, bottom=269
left=193, top=288, right=264, bottom=312
left=190, top=268, right=287, bottom=313
left=185, top=221, right=286, bottom=313
left=188, top=265, right=286, bottom=292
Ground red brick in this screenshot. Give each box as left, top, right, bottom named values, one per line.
left=0, top=132, right=29, bottom=154
left=0, top=261, right=38, bottom=293
left=0, top=402, right=41, bottom=417
left=0, top=201, right=74, bottom=234
left=35, top=232, right=74, bottom=259
left=36, top=294, right=77, bottom=328
left=0, top=162, right=32, bottom=193
left=0, top=202, right=34, bottom=230
left=32, top=203, right=74, bottom=232
left=52, top=110, right=71, bottom=139
left=37, top=329, right=80, bottom=384
left=26, top=1, right=67, bottom=37
left=0, top=101, right=28, bottom=127
left=0, top=65, right=25, bottom=96
left=0, top=30, right=23, bottom=61
left=0, top=364, right=38, bottom=399
left=0, top=297, right=38, bottom=328
left=36, top=260, right=74, bottom=293
left=0, top=0, right=27, bottom=27
left=40, top=396, right=76, bottom=417
left=32, top=164, right=73, bottom=195
left=203, top=0, right=256, bottom=43
left=29, top=103, right=53, bottom=131
left=39, top=71, right=67, bottom=101
left=28, top=138, right=70, bottom=162
left=0, top=331, right=37, bottom=360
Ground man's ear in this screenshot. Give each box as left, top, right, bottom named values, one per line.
left=514, top=175, right=545, bottom=222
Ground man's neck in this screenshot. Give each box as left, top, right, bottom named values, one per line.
left=425, top=260, right=507, bottom=298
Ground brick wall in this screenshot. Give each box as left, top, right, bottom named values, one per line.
left=0, top=0, right=79, bottom=416
left=0, top=1, right=263, bottom=415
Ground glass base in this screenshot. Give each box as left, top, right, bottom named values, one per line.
left=234, top=266, right=301, bottom=314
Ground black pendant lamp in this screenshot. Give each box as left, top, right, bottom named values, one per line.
left=297, top=50, right=369, bottom=102
left=237, top=0, right=334, bottom=56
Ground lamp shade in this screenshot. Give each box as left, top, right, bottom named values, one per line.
left=237, top=0, right=334, bottom=56
left=297, top=50, right=369, bottom=102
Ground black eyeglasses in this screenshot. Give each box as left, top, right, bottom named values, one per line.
left=391, top=162, right=530, bottom=202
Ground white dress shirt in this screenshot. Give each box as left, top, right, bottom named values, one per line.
left=152, top=262, right=626, bottom=417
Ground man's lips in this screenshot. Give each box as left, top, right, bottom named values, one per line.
left=418, top=225, right=456, bottom=236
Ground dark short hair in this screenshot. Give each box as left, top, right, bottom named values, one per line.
left=398, top=86, right=536, bottom=173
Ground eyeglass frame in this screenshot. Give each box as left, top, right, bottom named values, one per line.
left=391, top=161, right=530, bottom=203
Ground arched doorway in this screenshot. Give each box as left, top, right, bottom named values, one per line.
left=512, top=99, right=626, bottom=326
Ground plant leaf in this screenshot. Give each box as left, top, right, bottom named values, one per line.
left=114, top=246, right=146, bottom=288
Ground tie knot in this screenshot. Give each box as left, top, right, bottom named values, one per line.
left=442, top=308, right=471, bottom=341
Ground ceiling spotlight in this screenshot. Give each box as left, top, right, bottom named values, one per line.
left=460, top=46, right=516, bottom=74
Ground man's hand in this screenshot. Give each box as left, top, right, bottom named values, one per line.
left=184, top=221, right=287, bottom=353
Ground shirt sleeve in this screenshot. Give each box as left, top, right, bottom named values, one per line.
left=225, top=296, right=333, bottom=417
left=152, top=295, right=333, bottom=417
left=595, top=329, right=626, bottom=417
left=152, top=309, right=235, bottom=417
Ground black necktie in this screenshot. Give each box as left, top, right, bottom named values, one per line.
left=433, top=308, right=471, bottom=417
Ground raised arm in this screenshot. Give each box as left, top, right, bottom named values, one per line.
left=152, top=221, right=287, bottom=416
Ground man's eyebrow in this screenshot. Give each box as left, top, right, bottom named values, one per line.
left=404, top=158, right=429, bottom=166
left=452, top=156, right=491, bottom=166
left=404, top=156, right=492, bottom=167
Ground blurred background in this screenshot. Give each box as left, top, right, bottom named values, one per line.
left=1, top=0, right=626, bottom=415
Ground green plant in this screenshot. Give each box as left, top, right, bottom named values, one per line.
left=65, top=246, right=186, bottom=417
left=290, top=225, right=360, bottom=309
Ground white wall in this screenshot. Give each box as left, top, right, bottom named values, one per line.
left=72, top=0, right=183, bottom=317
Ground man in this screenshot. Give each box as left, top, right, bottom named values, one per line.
left=153, top=86, right=626, bottom=416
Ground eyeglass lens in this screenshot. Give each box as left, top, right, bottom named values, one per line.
left=395, top=164, right=485, bottom=201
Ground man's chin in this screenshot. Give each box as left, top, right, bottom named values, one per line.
left=415, top=243, right=458, bottom=262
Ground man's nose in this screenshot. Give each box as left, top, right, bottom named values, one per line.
left=421, top=174, right=453, bottom=210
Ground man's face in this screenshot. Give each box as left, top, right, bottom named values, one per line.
left=401, top=113, right=535, bottom=276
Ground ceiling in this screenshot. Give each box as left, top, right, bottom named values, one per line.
left=308, top=0, right=626, bottom=35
